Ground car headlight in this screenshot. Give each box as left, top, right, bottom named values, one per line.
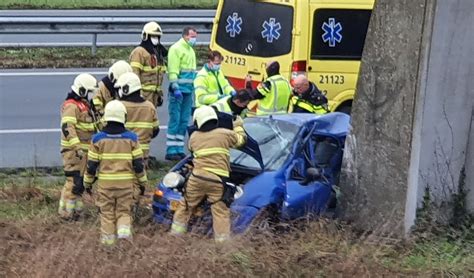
left=162, top=172, right=185, bottom=188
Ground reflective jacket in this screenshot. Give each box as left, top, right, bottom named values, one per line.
left=288, top=82, right=328, bottom=115
left=60, top=98, right=96, bottom=153
left=92, top=77, right=116, bottom=116
left=256, top=75, right=292, bottom=116
left=121, top=97, right=159, bottom=154
left=189, top=125, right=246, bottom=178
left=167, top=38, right=196, bottom=93
left=194, top=65, right=234, bottom=107
left=211, top=96, right=248, bottom=118
left=130, top=46, right=166, bottom=95
left=84, top=130, right=147, bottom=189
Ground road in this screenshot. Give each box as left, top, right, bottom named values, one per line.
left=0, top=68, right=176, bottom=168
left=0, top=10, right=214, bottom=47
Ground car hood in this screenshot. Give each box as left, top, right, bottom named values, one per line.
left=188, top=111, right=264, bottom=169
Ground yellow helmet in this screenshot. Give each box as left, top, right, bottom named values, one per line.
left=71, top=73, right=98, bottom=98
left=193, top=105, right=217, bottom=129
left=114, top=72, right=142, bottom=98
left=103, top=100, right=127, bottom=124
left=108, top=60, right=133, bottom=83
left=142, top=21, right=163, bottom=40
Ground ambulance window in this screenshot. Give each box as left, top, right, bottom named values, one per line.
left=215, top=0, right=294, bottom=57
left=311, top=9, right=372, bottom=60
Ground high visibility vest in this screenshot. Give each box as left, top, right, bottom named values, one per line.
left=290, top=96, right=328, bottom=115
left=167, top=38, right=197, bottom=93
left=211, top=96, right=232, bottom=114
left=194, top=66, right=234, bottom=107
left=256, top=75, right=292, bottom=116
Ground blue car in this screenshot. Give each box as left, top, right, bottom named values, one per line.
left=152, top=112, right=350, bottom=233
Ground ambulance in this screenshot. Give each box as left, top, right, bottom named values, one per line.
left=210, top=0, right=375, bottom=113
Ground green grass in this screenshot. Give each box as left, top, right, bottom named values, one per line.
left=0, top=46, right=210, bottom=69
left=0, top=0, right=218, bottom=9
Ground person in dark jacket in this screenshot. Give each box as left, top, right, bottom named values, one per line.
left=289, top=75, right=329, bottom=114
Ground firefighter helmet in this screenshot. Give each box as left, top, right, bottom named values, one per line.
left=141, top=21, right=163, bottom=40
left=114, top=72, right=142, bottom=98
left=71, top=73, right=98, bottom=98
left=103, top=100, right=127, bottom=124
left=108, top=60, right=133, bottom=83
left=193, top=105, right=217, bottom=129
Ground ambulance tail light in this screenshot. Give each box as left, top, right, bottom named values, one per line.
left=290, top=60, right=307, bottom=86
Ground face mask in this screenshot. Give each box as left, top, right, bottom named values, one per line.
left=188, top=37, right=197, bottom=47
left=210, top=64, right=221, bottom=71
left=151, top=37, right=159, bottom=46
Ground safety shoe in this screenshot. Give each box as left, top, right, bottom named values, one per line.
left=165, top=154, right=182, bottom=161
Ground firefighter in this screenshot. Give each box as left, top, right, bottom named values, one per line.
left=115, top=72, right=159, bottom=163
left=58, top=73, right=98, bottom=220
left=129, top=21, right=167, bottom=107
left=92, top=60, right=133, bottom=117
left=211, top=88, right=253, bottom=118
left=83, top=100, right=148, bottom=246
left=247, top=61, right=292, bottom=116
left=289, top=75, right=329, bottom=114
left=166, top=26, right=198, bottom=161
left=170, top=106, right=247, bottom=243
left=194, top=50, right=236, bottom=108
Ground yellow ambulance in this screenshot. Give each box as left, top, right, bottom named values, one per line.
left=210, top=0, right=375, bottom=113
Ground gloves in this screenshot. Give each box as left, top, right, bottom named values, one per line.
left=139, top=184, right=146, bottom=196
left=173, top=89, right=183, bottom=100
left=157, top=95, right=164, bottom=107
left=233, top=115, right=244, bottom=128
left=72, top=182, right=85, bottom=196
left=230, top=91, right=237, bottom=97
left=75, top=149, right=84, bottom=160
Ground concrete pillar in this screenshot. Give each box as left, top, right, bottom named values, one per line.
left=340, top=0, right=474, bottom=236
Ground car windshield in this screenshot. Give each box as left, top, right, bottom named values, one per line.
left=216, top=0, right=294, bottom=57
left=230, top=117, right=300, bottom=171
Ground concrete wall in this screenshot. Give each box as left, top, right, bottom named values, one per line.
left=340, top=0, right=474, bottom=235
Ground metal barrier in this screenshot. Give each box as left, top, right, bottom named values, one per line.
left=0, top=15, right=214, bottom=54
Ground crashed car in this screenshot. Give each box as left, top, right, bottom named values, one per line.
left=152, top=112, right=350, bottom=233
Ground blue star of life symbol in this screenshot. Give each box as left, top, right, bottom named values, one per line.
left=322, top=18, right=343, bottom=47
left=261, top=18, right=282, bottom=43
left=225, top=12, right=243, bottom=38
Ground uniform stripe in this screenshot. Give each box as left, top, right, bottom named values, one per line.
left=194, top=147, right=229, bottom=158
left=130, top=62, right=143, bottom=70
left=140, top=143, right=150, bottom=150
left=125, top=122, right=154, bottom=129
left=61, top=116, right=77, bottom=124
left=203, top=167, right=229, bottom=178
left=98, top=173, right=135, bottom=180
left=61, top=137, right=80, bottom=147
left=132, top=148, right=143, bottom=157
left=166, top=141, right=185, bottom=146
left=138, top=175, right=148, bottom=183
left=76, top=122, right=95, bottom=131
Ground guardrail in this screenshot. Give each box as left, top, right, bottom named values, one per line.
left=0, top=15, right=214, bottom=54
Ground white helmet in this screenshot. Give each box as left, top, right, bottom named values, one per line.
left=142, top=21, right=163, bottom=40
left=108, top=60, right=133, bottom=83
left=71, top=73, right=98, bottom=98
left=193, top=105, right=218, bottom=129
left=114, top=72, right=142, bottom=98
left=103, top=100, right=127, bottom=124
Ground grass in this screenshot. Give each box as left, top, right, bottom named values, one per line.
left=0, top=169, right=473, bottom=276
left=0, top=0, right=218, bottom=9
left=0, top=46, right=210, bottom=69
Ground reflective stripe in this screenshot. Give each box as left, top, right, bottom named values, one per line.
left=61, top=137, right=80, bottom=147
left=76, top=122, right=95, bottom=131
left=61, top=116, right=77, bottom=124
left=180, top=69, right=195, bottom=73
left=101, top=153, right=133, bottom=160
left=153, top=121, right=159, bottom=128
left=138, top=175, right=148, bottom=183
left=65, top=200, right=76, bottom=212
left=117, top=225, right=132, bottom=239
left=215, top=234, right=230, bottom=243
left=170, top=221, right=187, bottom=234
left=194, top=147, right=230, bottom=158
left=100, top=234, right=116, bottom=246
left=177, top=78, right=194, bottom=84
left=75, top=200, right=84, bottom=211
left=194, top=85, right=209, bottom=92
left=203, top=167, right=229, bottom=178
left=93, top=98, right=103, bottom=106
left=125, top=122, right=154, bottom=129
left=142, top=84, right=159, bottom=91
left=98, top=173, right=136, bottom=180
left=140, top=143, right=150, bottom=150
left=175, top=134, right=185, bottom=140
left=130, top=62, right=143, bottom=70
left=167, top=134, right=176, bottom=140
left=143, top=66, right=160, bottom=73
left=80, top=143, right=90, bottom=150
left=88, top=151, right=100, bottom=160
left=84, top=175, right=95, bottom=183
left=166, top=141, right=185, bottom=146
left=132, top=148, right=143, bottom=157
